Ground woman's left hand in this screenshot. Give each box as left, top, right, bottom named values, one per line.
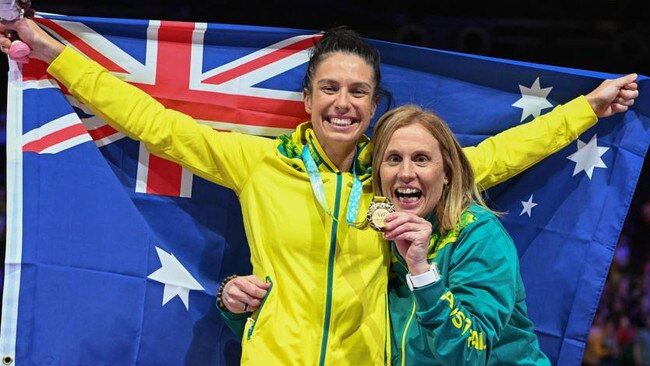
left=384, top=212, right=432, bottom=275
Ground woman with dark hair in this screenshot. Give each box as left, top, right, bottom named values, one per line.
left=0, top=18, right=637, bottom=365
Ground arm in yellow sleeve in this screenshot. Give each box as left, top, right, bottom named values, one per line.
left=463, top=97, right=597, bottom=190
left=46, top=47, right=274, bottom=193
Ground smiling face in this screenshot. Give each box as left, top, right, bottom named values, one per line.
left=379, top=123, right=448, bottom=218
left=303, top=52, right=377, bottom=155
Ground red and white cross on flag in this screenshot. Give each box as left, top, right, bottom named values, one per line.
left=21, top=16, right=319, bottom=197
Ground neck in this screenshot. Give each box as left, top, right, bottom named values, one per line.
left=321, top=142, right=356, bottom=172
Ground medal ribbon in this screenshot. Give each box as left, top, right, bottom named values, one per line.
left=301, top=144, right=364, bottom=227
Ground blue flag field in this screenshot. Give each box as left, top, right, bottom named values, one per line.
left=1, top=13, right=649, bottom=365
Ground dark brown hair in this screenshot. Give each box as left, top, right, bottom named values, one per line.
left=18, top=0, right=35, bottom=18
left=303, top=26, right=390, bottom=106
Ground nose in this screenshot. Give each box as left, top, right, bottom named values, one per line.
left=397, top=160, right=416, bottom=182
left=334, top=89, right=351, bottom=112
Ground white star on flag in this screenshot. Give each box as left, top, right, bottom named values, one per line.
left=566, top=134, right=609, bottom=179
left=512, top=77, right=553, bottom=122
left=520, top=194, right=538, bottom=217
left=148, top=246, right=204, bottom=310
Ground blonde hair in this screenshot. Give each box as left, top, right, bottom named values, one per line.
left=371, top=104, right=491, bottom=233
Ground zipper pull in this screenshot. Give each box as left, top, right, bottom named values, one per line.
left=246, top=317, right=255, bottom=339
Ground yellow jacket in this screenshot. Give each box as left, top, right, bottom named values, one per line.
left=48, top=46, right=597, bottom=365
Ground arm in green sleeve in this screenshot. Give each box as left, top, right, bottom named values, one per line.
left=464, top=96, right=597, bottom=190
left=412, top=217, right=519, bottom=364
left=218, top=306, right=248, bottom=337
left=47, top=47, right=274, bottom=192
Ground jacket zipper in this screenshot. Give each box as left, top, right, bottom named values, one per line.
left=400, top=300, right=417, bottom=366
left=318, top=172, right=342, bottom=366
left=246, top=276, right=273, bottom=340
left=393, top=246, right=416, bottom=366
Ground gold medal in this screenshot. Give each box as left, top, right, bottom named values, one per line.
left=366, top=196, right=394, bottom=231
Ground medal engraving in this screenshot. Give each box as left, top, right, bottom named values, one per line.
left=367, top=197, right=394, bottom=231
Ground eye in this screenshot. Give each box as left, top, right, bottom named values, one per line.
left=384, top=154, right=401, bottom=165
left=320, top=85, right=337, bottom=94
left=414, top=154, right=430, bottom=165
left=351, top=88, right=370, bottom=97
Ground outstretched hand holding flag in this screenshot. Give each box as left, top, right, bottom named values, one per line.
left=0, top=0, right=33, bottom=62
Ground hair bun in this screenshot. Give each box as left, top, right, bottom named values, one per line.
left=17, top=0, right=35, bottom=18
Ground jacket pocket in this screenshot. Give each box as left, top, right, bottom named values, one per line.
left=246, top=276, right=273, bottom=340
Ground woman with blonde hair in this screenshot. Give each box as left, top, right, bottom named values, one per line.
left=375, top=104, right=550, bottom=365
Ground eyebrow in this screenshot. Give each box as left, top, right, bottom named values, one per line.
left=316, top=79, right=373, bottom=89
left=384, top=148, right=432, bottom=156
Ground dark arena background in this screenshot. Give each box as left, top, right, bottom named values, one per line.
left=1, top=1, right=649, bottom=364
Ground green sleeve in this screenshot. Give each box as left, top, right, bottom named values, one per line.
left=464, top=96, right=597, bottom=190
left=217, top=306, right=248, bottom=337
left=412, top=216, right=519, bottom=364
left=47, top=47, right=275, bottom=193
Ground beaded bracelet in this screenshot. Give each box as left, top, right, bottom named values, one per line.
left=216, top=274, right=237, bottom=312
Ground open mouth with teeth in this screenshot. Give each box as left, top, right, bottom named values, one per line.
left=327, top=117, right=357, bottom=127
left=394, top=187, right=422, bottom=203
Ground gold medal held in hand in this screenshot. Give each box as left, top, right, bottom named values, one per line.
left=366, top=196, right=394, bottom=232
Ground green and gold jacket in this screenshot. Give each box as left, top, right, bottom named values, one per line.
left=389, top=205, right=551, bottom=366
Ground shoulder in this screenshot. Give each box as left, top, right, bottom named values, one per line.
left=461, top=204, right=502, bottom=231
left=458, top=204, right=515, bottom=253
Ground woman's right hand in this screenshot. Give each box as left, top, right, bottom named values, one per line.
left=384, top=211, right=432, bottom=276
left=0, top=18, right=65, bottom=63
left=222, top=274, right=270, bottom=314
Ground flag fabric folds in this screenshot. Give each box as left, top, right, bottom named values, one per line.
left=1, top=13, right=649, bottom=366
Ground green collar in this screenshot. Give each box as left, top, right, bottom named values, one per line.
left=277, top=122, right=373, bottom=181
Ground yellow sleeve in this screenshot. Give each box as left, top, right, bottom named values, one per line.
left=463, top=96, right=597, bottom=190
left=47, top=47, right=275, bottom=193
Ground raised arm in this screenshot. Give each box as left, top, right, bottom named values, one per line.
left=1, top=18, right=274, bottom=192
left=465, top=74, right=639, bottom=190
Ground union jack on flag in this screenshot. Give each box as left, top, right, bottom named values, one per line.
left=20, top=15, right=318, bottom=197
left=2, top=13, right=649, bottom=366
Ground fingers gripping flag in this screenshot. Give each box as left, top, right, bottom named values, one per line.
left=2, top=13, right=650, bottom=365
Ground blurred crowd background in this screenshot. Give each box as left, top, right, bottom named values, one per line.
left=1, top=1, right=649, bottom=364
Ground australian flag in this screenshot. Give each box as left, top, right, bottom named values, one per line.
left=1, top=13, right=649, bottom=366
